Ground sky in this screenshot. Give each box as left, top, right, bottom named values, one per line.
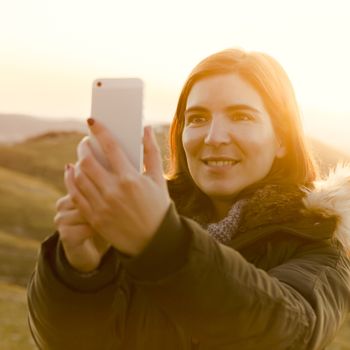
left=0, top=0, right=349, bottom=151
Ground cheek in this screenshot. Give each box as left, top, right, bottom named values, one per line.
left=239, top=129, right=278, bottom=163
left=182, top=128, right=202, bottom=157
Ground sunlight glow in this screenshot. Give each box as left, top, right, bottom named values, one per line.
left=0, top=0, right=349, bottom=150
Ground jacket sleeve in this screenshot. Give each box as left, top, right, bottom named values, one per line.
left=120, top=203, right=350, bottom=350
left=268, top=241, right=350, bottom=349
left=27, top=233, right=128, bottom=350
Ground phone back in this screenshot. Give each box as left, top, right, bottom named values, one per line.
left=90, top=78, right=143, bottom=171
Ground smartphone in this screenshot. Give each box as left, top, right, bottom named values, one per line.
left=89, top=78, right=144, bottom=171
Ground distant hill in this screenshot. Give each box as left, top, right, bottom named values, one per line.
left=0, top=131, right=84, bottom=192
left=0, top=113, right=86, bottom=143
left=0, top=126, right=170, bottom=191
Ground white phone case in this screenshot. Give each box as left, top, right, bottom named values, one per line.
left=89, top=78, right=144, bottom=171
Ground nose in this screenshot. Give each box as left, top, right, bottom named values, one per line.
left=204, top=116, right=232, bottom=147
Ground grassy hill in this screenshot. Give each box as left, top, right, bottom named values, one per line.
left=0, top=164, right=59, bottom=286
left=0, top=166, right=62, bottom=241
left=0, top=131, right=84, bottom=192
left=0, top=230, right=39, bottom=287
left=0, top=283, right=37, bottom=349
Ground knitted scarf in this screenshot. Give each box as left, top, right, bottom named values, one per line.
left=192, top=184, right=305, bottom=245
left=206, top=199, right=247, bottom=244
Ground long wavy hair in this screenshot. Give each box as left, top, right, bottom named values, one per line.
left=167, top=48, right=318, bottom=218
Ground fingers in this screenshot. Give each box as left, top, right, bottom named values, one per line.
left=55, top=184, right=89, bottom=228
left=64, top=164, right=93, bottom=219
left=58, top=224, right=94, bottom=249
left=54, top=208, right=86, bottom=228
left=87, top=118, right=136, bottom=175
left=143, top=126, right=166, bottom=186
left=75, top=160, right=106, bottom=207
left=76, top=138, right=113, bottom=195
left=56, top=194, right=75, bottom=211
left=58, top=224, right=109, bottom=272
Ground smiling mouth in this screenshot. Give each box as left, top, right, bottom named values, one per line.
left=202, top=159, right=240, bottom=167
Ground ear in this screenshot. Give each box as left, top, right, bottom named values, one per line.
left=275, top=137, right=286, bottom=159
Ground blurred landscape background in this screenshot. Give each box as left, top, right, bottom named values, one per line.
left=0, top=113, right=349, bottom=349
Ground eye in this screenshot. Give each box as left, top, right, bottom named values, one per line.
left=186, top=114, right=208, bottom=125
left=229, top=112, right=254, bottom=121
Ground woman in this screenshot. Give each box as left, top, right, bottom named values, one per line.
left=27, top=49, right=350, bottom=349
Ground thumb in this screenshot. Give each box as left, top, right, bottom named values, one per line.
left=143, top=126, right=165, bottom=185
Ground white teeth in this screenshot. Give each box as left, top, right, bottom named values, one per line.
left=206, top=160, right=237, bottom=167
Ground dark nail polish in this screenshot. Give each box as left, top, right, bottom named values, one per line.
left=87, top=118, right=95, bottom=126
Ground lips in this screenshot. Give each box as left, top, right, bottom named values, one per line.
left=201, top=157, right=240, bottom=167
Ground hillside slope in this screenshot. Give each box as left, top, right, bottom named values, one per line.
left=0, top=166, right=61, bottom=240
left=0, top=283, right=36, bottom=349
left=0, top=131, right=84, bottom=192
left=0, top=230, right=39, bottom=286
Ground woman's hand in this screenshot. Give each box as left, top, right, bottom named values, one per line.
left=54, top=192, right=111, bottom=273
left=65, top=120, right=171, bottom=256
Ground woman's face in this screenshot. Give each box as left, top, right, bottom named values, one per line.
left=182, top=73, right=285, bottom=207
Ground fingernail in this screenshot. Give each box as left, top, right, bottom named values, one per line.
left=87, top=118, right=95, bottom=126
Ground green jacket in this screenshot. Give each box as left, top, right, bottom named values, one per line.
left=27, top=167, right=350, bottom=349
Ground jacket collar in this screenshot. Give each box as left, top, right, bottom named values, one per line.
left=230, top=164, right=350, bottom=250
left=303, top=164, right=350, bottom=251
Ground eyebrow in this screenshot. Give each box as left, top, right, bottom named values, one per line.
left=184, top=104, right=261, bottom=115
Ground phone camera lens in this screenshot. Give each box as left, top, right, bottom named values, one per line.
left=97, top=81, right=102, bottom=87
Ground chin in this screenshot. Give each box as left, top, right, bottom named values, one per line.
left=202, top=187, right=241, bottom=200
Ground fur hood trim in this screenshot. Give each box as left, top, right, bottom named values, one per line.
left=303, top=164, right=350, bottom=250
